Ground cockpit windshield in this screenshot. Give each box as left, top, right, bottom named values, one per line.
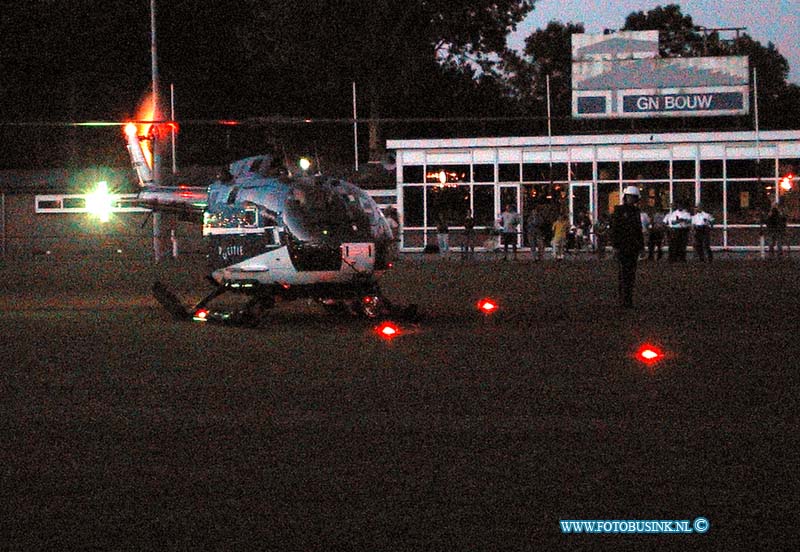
left=282, top=184, right=373, bottom=242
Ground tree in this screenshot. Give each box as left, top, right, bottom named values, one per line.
left=622, top=4, right=702, bottom=58
left=502, top=4, right=800, bottom=132
left=623, top=4, right=798, bottom=129
left=240, top=1, right=536, bottom=165
left=501, top=20, right=584, bottom=126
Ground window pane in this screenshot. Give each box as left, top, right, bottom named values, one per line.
left=570, top=162, right=593, bottom=180
left=425, top=165, right=470, bottom=184
left=403, top=165, right=424, bottom=183
left=623, top=161, right=668, bottom=180
left=473, top=164, right=494, bottom=182
left=700, top=160, right=723, bottom=179
left=782, top=190, right=800, bottom=223
left=638, top=182, right=670, bottom=211
left=726, top=159, right=759, bottom=178
left=500, top=187, right=518, bottom=214
left=498, top=163, right=520, bottom=182
left=403, top=186, right=424, bottom=226
left=673, top=160, right=695, bottom=180
left=727, top=180, right=773, bottom=224
left=37, top=199, right=61, bottom=210
left=779, top=158, right=800, bottom=177
left=473, top=185, right=495, bottom=226
left=598, top=162, right=619, bottom=180
left=524, top=162, right=568, bottom=181
left=598, top=182, right=620, bottom=219
left=62, top=197, right=86, bottom=209
left=523, top=163, right=549, bottom=182
left=426, top=185, right=470, bottom=226
left=699, top=181, right=723, bottom=222
left=673, top=181, right=695, bottom=208
left=758, top=160, right=776, bottom=178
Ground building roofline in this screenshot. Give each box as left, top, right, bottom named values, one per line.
left=386, top=129, right=800, bottom=151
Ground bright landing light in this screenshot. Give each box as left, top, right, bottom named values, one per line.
left=85, top=181, right=115, bottom=223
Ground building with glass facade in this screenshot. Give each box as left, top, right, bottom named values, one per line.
left=387, top=130, right=800, bottom=251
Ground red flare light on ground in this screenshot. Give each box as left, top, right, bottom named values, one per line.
left=375, top=322, right=400, bottom=339
left=477, top=298, right=499, bottom=314
left=635, top=344, right=664, bottom=364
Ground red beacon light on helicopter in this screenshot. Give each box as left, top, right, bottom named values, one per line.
left=477, top=298, right=499, bottom=314
left=192, top=308, right=209, bottom=322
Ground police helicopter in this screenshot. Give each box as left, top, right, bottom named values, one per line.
left=124, top=122, right=416, bottom=327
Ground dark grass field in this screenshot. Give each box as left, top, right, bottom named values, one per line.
left=1, top=253, right=798, bottom=550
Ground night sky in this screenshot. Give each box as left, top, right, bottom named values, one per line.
left=1, top=1, right=797, bottom=170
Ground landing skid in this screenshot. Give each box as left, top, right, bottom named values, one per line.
left=317, top=292, right=418, bottom=321
left=151, top=280, right=418, bottom=326
left=152, top=281, right=191, bottom=320
left=152, top=281, right=273, bottom=327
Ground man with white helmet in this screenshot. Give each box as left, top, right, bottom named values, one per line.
left=611, top=186, right=645, bottom=308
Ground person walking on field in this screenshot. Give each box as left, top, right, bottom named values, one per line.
left=611, top=186, right=645, bottom=308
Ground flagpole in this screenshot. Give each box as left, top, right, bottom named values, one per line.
left=353, top=82, right=359, bottom=172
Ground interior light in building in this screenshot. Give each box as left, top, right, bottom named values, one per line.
left=780, top=174, right=794, bottom=192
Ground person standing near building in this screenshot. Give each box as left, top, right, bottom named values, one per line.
left=577, top=211, right=593, bottom=252
left=436, top=214, right=449, bottom=256
left=766, top=203, right=788, bottom=258
left=499, top=204, right=521, bottom=261
left=551, top=213, right=569, bottom=261
left=639, top=209, right=651, bottom=259
left=526, top=206, right=546, bottom=261
left=647, top=208, right=666, bottom=261
left=692, top=204, right=714, bottom=262
left=462, top=209, right=475, bottom=260
left=664, top=202, right=691, bottom=262
left=385, top=207, right=400, bottom=258
left=611, top=186, right=645, bottom=308
left=594, top=213, right=610, bottom=260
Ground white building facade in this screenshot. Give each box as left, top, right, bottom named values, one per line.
left=387, top=130, right=800, bottom=251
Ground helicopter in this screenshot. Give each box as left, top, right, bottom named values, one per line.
left=125, top=123, right=416, bottom=327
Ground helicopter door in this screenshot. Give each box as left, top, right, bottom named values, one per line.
left=341, top=243, right=375, bottom=273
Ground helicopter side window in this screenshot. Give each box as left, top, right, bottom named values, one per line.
left=242, top=208, right=256, bottom=226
